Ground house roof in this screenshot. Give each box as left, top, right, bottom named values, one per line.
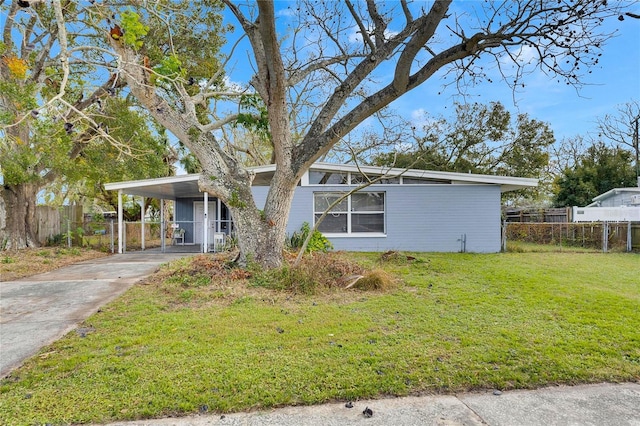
left=586, top=187, right=640, bottom=207
left=104, top=162, right=538, bottom=200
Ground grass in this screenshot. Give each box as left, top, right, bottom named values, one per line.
left=506, top=240, right=601, bottom=253
left=0, top=247, right=109, bottom=281
left=0, top=251, right=639, bottom=425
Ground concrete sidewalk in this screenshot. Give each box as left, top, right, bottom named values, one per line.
left=99, top=382, right=640, bottom=426
left=0, top=252, right=191, bottom=377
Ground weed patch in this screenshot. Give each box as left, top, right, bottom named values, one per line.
left=251, top=252, right=368, bottom=294
left=0, top=247, right=108, bottom=282
left=350, top=269, right=397, bottom=291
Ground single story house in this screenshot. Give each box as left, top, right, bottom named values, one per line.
left=573, top=187, right=640, bottom=222
left=104, top=162, right=537, bottom=254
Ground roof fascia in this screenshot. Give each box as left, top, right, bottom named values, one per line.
left=103, top=174, right=200, bottom=191
left=308, top=162, right=537, bottom=191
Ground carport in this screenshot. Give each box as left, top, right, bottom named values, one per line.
left=104, top=174, right=222, bottom=254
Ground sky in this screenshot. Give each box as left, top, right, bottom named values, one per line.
left=390, top=12, right=640, bottom=144
left=222, top=1, right=640, bottom=148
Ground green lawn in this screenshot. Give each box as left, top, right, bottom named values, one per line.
left=1, top=252, right=639, bottom=425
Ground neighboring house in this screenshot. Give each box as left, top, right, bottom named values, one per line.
left=573, top=187, right=640, bottom=223
left=104, top=162, right=537, bottom=254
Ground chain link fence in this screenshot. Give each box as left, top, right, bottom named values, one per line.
left=504, top=222, right=640, bottom=253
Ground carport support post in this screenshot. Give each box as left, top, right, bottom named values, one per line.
left=140, top=197, right=145, bottom=251
left=203, top=192, right=209, bottom=253
left=118, top=190, right=123, bottom=254
left=160, top=199, right=165, bottom=253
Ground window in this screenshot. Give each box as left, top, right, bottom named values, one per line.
left=314, top=192, right=385, bottom=234
left=351, top=173, right=400, bottom=185
left=403, top=177, right=450, bottom=184
left=309, top=171, right=347, bottom=185
left=308, top=170, right=402, bottom=185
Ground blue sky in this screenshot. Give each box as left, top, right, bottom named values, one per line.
left=228, top=1, right=640, bottom=146
left=389, top=14, right=640, bottom=143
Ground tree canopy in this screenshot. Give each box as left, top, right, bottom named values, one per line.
left=0, top=0, right=211, bottom=248
left=553, top=142, right=637, bottom=207
left=371, top=101, right=554, bottom=204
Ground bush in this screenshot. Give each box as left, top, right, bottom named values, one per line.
left=251, top=252, right=366, bottom=295
left=45, top=233, right=65, bottom=247
left=288, top=222, right=333, bottom=253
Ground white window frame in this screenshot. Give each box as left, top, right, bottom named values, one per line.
left=313, top=191, right=386, bottom=237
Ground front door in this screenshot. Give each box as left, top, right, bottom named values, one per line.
left=193, top=201, right=217, bottom=246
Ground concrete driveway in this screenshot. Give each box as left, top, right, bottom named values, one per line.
left=0, top=252, right=192, bottom=377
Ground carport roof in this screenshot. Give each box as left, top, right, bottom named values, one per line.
left=104, top=162, right=538, bottom=200
left=104, top=174, right=202, bottom=200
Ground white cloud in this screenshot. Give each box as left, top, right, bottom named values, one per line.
left=410, top=108, right=433, bottom=129
left=348, top=26, right=400, bottom=45
left=276, top=7, right=296, bottom=18
left=222, top=76, right=249, bottom=93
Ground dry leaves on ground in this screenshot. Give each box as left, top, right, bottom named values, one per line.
left=0, top=247, right=109, bottom=281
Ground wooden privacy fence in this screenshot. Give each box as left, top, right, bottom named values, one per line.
left=504, top=207, right=571, bottom=223
left=505, top=222, right=640, bottom=252
left=35, top=205, right=108, bottom=248
left=34, top=205, right=84, bottom=245
left=34, top=206, right=60, bottom=244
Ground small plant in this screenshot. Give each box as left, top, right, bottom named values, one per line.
left=1, top=255, right=14, bottom=264
left=288, top=222, right=333, bottom=253
left=75, top=227, right=85, bottom=246
left=222, top=235, right=238, bottom=251
left=45, top=233, right=65, bottom=246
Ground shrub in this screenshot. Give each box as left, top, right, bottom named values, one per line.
left=45, top=233, right=65, bottom=246
left=251, top=252, right=366, bottom=295
left=288, top=222, right=333, bottom=253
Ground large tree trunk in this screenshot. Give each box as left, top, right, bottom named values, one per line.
left=238, top=179, right=297, bottom=268
left=199, top=166, right=298, bottom=269
left=230, top=207, right=284, bottom=269
left=0, top=183, right=39, bottom=250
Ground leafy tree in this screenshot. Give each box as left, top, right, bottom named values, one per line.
left=372, top=102, right=554, bottom=205
left=1, top=0, right=112, bottom=249
left=108, top=0, right=631, bottom=267
left=594, top=100, right=640, bottom=181
left=0, top=1, right=199, bottom=249
left=553, top=142, right=636, bottom=207
left=373, top=102, right=553, bottom=175
left=549, top=135, right=590, bottom=176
